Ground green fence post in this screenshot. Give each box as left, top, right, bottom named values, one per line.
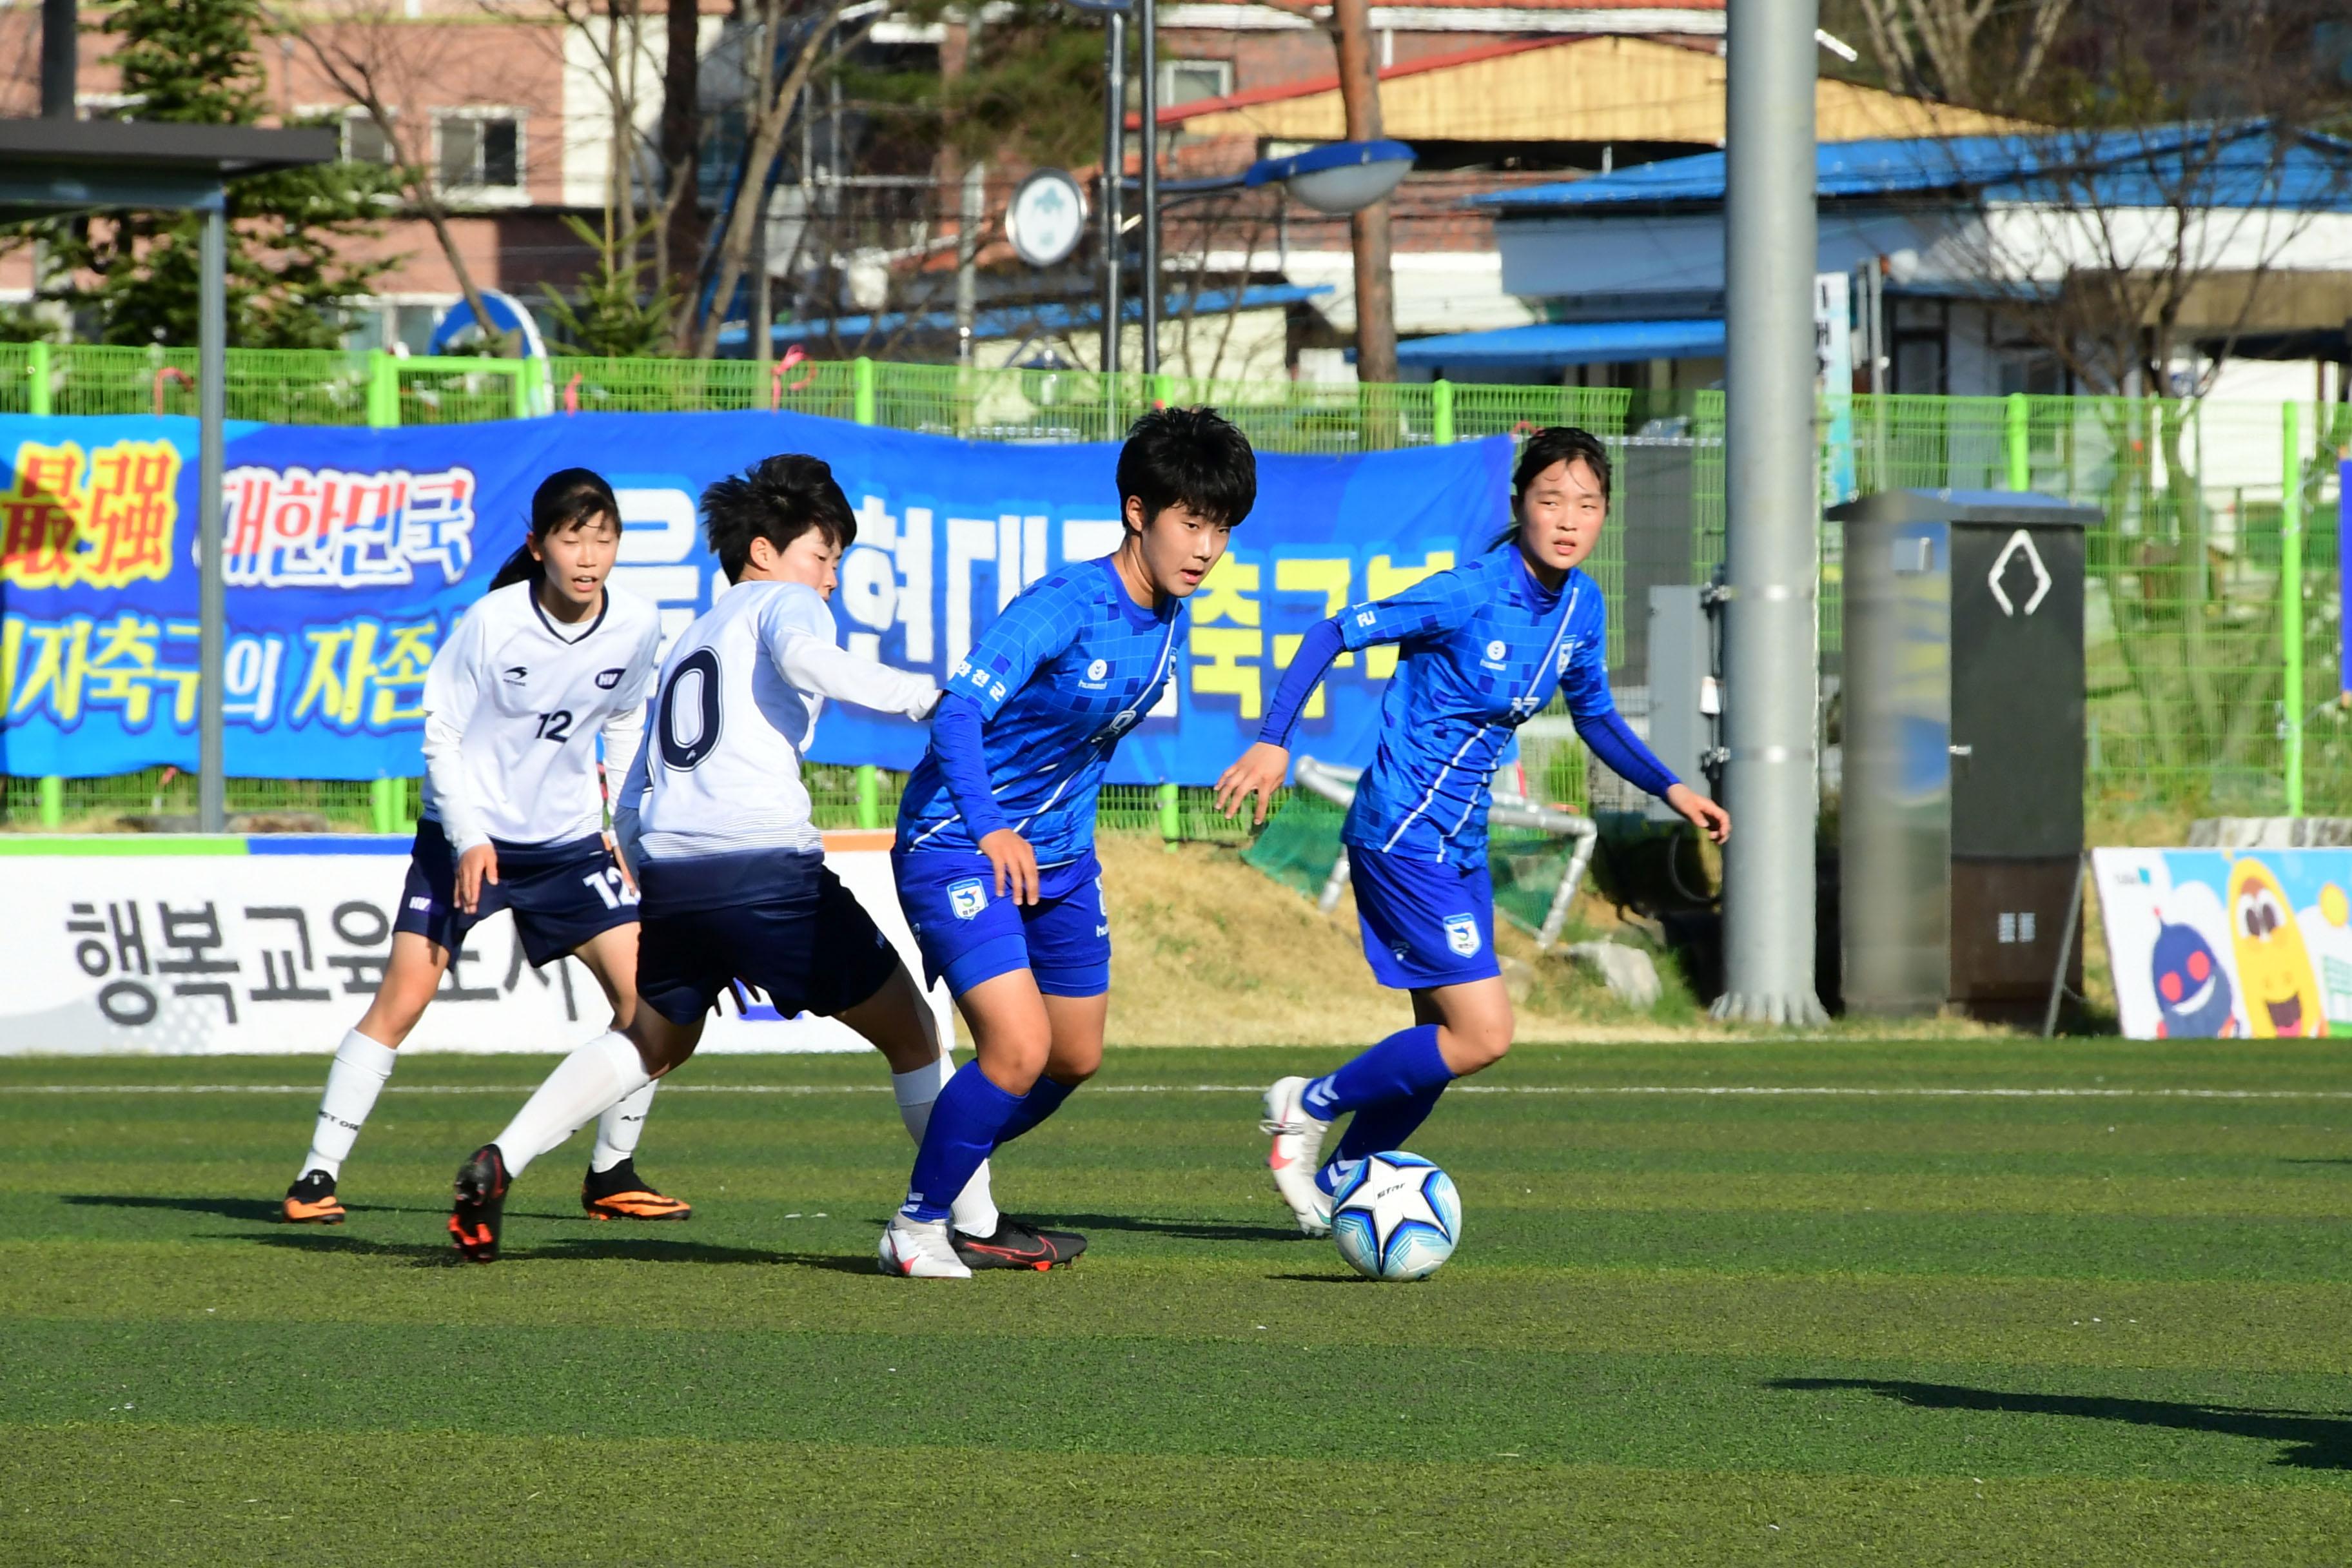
left=1431, top=378, right=1455, bottom=446
left=509, top=361, right=532, bottom=420
left=367, top=777, right=393, bottom=834
left=1157, top=781, right=1180, bottom=847
left=366, top=350, right=398, bottom=428
left=26, top=340, right=51, bottom=416
left=1150, top=373, right=1175, bottom=409
left=854, top=357, right=877, bottom=426
left=2003, top=393, right=2030, bottom=491
left=856, top=763, right=880, bottom=830
left=2282, top=401, right=2305, bottom=818
left=37, top=776, right=63, bottom=829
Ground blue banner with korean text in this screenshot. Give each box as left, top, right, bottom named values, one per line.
left=0, top=410, right=1510, bottom=783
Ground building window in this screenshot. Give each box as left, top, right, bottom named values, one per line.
left=343, top=112, right=397, bottom=167
left=436, top=112, right=523, bottom=194
left=1157, top=59, right=1233, bottom=106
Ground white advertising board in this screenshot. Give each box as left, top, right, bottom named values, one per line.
left=0, top=834, right=947, bottom=1055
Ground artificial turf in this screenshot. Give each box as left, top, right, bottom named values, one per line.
left=3, top=1039, right=2349, bottom=1565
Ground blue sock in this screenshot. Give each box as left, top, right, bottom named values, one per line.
left=902, top=1062, right=1023, bottom=1223
left=1334, top=1080, right=1447, bottom=1166
left=996, top=1073, right=1077, bottom=1147
left=1300, top=1024, right=1451, bottom=1121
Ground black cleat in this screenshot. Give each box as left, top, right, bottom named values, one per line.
left=282, top=1169, right=346, bottom=1224
left=449, top=1144, right=509, bottom=1262
left=950, top=1217, right=1088, bottom=1271
left=580, top=1157, right=692, bottom=1221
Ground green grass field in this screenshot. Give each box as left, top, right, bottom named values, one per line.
left=5, top=1039, right=2351, bottom=1565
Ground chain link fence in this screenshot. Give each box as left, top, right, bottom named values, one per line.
left=3, top=344, right=2341, bottom=832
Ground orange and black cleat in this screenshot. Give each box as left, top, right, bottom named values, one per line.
left=282, top=1170, right=346, bottom=1224
left=449, top=1143, right=510, bottom=1262
left=581, top=1158, right=692, bottom=1221
left=950, top=1217, right=1087, bottom=1271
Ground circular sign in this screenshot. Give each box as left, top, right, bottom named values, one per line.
left=1006, top=168, right=1089, bottom=269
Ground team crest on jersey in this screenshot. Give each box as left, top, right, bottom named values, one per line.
left=594, top=667, right=624, bottom=689
left=1442, top=912, right=1482, bottom=957
left=948, top=879, right=989, bottom=921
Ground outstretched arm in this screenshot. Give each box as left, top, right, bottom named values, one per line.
left=1215, top=616, right=1347, bottom=824
left=1560, top=623, right=1729, bottom=844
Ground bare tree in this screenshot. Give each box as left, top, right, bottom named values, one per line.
left=1853, top=0, right=2072, bottom=108
left=271, top=0, right=512, bottom=340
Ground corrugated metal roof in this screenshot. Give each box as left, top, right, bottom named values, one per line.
left=1396, top=317, right=1725, bottom=368
left=1473, top=123, right=2352, bottom=213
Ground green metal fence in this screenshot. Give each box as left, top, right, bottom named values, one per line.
left=2, top=343, right=2341, bottom=830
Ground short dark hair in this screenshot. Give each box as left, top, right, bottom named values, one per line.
left=1513, top=426, right=1612, bottom=504
left=1116, top=406, right=1257, bottom=531
left=701, top=453, right=858, bottom=583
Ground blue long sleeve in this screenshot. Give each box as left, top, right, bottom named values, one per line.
left=1576, top=704, right=1681, bottom=800
left=928, top=692, right=1008, bottom=841
left=1257, top=616, right=1347, bottom=748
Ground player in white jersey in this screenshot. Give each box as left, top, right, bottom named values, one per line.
left=447, top=454, right=1047, bottom=1263
left=281, top=469, right=689, bottom=1226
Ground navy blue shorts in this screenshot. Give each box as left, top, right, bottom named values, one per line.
left=1346, top=843, right=1500, bottom=990
left=394, top=818, right=637, bottom=969
left=633, top=848, right=900, bottom=1027
left=894, top=848, right=1110, bottom=999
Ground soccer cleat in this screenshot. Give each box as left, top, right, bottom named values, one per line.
left=448, top=1144, right=510, bottom=1263
left=281, top=1170, right=346, bottom=1225
left=1261, top=1076, right=1334, bottom=1237
left=580, top=1157, right=692, bottom=1222
left=877, top=1215, right=972, bottom=1279
left=950, top=1217, right=1088, bottom=1271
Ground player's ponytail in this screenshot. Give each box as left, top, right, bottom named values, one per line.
left=489, top=467, right=624, bottom=591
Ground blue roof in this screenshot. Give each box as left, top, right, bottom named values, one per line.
left=716, top=284, right=1329, bottom=353
left=1474, top=123, right=2352, bottom=213
left=1396, top=317, right=1725, bottom=371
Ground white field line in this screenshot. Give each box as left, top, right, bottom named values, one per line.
left=6, top=1083, right=2352, bottom=1101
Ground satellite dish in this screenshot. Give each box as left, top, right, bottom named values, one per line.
left=1007, top=168, right=1088, bottom=269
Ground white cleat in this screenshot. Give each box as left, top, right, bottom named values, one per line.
left=1261, top=1076, right=1333, bottom=1237
left=878, top=1214, right=972, bottom=1279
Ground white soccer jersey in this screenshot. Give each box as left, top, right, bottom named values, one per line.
left=617, top=578, right=937, bottom=863
left=418, top=580, right=663, bottom=852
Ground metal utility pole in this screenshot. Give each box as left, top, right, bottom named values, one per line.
left=1712, top=0, right=1827, bottom=1024
left=1138, top=0, right=1159, bottom=375
left=42, top=0, right=75, bottom=117
left=1330, top=0, right=1396, bottom=383
left=1099, top=5, right=1125, bottom=377
left=198, top=201, right=229, bottom=835
left=956, top=162, right=984, bottom=364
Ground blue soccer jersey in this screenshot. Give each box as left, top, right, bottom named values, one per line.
left=1338, top=547, right=1654, bottom=869
left=897, top=556, right=1183, bottom=867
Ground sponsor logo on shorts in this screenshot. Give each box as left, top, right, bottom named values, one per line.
left=595, top=667, right=625, bottom=689
left=948, top=879, right=989, bottom=920
left=1443, top=912, right=1482, bottom=957
left=409, top=895, right=435, bottom=912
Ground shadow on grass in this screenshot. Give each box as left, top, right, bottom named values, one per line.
left=213, top=1228, right=874, bottom=1273
left=1033, top=1211, right=1308, bottom=1244
left=64, top=1193, right=442, bottom=1223
left=1772, top=1378, right=2352, bottom=1471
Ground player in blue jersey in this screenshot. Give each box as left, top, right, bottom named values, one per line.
left=879, top=407, right=1256, bottom=1277
left=1215, top=426, right=1731, bottom=1235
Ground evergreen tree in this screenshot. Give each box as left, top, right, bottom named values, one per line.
left=46, top=0, right=397, bottom=348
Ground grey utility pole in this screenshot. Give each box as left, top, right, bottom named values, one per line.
left=198, top=199, right=229, bottom=834
left=1712, top=0, right=1827, bottom=1024
left=1099, top=5, right=1124, bottom=377
left=1137, top=0, right=1159, bottom=374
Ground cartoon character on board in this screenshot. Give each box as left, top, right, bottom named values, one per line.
left=2226, top=858, right=2327, bottom=1038
left=2149, top=914, right=2235, bottom=1038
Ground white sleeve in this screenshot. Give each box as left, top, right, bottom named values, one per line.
left=419, top=608, right=492, bottom=854
left=612, top=725, right=652, bottom=873
left=759, top=585, right=939, bottom=718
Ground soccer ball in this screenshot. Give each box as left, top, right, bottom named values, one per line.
left=1329, top=1151, right=1460, bottom=1280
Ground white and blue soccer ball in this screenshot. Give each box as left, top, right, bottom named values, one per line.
left=1329, top=1151, right=1460, bottom=1280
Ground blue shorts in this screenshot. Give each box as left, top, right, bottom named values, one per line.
left=633, top=848, right=900, bottom=1026
left=894, top=848, right=1110, bottom=999
left=1346, top=843, right=1500, bottom=990
left=394, top=818, right=637, bottom=969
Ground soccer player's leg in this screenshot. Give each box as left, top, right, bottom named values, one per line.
left=449, top=908, right=718, bottom=1261
left=567, top=923, right=691, bottom=1221
left=284, top=825, right=475, bottom=1222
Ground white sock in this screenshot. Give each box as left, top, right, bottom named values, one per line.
left=492, top=1032, right=652, bottom=1179
left=300, top=1029, right=397, bottom=1182
left=590, top=1078, right=658, bottom=1173
left=891, top=1049, right=1002, bottom=1238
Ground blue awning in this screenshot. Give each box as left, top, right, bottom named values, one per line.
left=1396, top=318, right=1724, bottom=371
